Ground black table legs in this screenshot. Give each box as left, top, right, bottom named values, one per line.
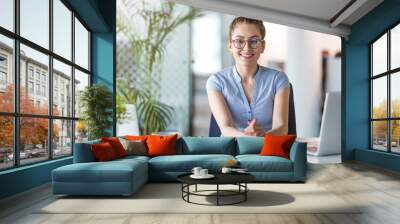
left=181, top=183, right=249, bottom=206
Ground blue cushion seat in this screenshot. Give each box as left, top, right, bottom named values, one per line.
left=236, top=155, right=293, bottom=172
left=148, top=154, right=235, bottom=181
left=149, top=154, right=235, bottom=172
left=52, top=158, right=148, bottom=195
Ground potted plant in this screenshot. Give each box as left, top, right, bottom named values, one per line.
left=79, top=84, right=113, bottom=140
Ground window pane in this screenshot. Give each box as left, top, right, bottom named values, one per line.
left=0, top=116, right=13, bottom=170
left=53, top=59, right=72, bottom=117
left=20, top=44, right=49, bottom=115
left=75, top=120, right=88, bottom=143
left=391, top=120, right=400, bottom=153
left=74, top=69, right=89, bottom=118
left=392, top=24, right=400, bottom=70
left=0, top=34, right=14, bottom=112
left=75, top=18, right=89, bottom=70
left=372, top=121, right=388, bottom=151
left=391, top=72, right=400, bottom=118
left=20, top=117, right=49, bottom=165
left=372, top=33, right=387, bottom=76
left=372, top=77, right=387, bottom=119
left=53, top=119, right=72, bottom=158
left=0, top=0, right=14, bottom=31
left=20, top=0, right=49, bottom=49
left=53, top=0, right=72, bottom=60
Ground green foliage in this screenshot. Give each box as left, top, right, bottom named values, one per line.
left=116, top=95, right=127, bottom=123
left=137, top=98, right=173, bottom=134
left=79, top=84, right=113, bottom=140
left=117, top=0, right=202, bottom=134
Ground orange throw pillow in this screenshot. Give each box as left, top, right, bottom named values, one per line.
left=146, top=134, right=178, bottom=157
left=124, top=135, right=148, bottom=142
left=91, top=142, right=117, bottom=161
left=260, top=135, right=297, bottom=159
left=101, top=137, right=127, bottom=158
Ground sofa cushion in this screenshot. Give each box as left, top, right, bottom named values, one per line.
left=91, top=142, right=118, bottom=161
left=73, top=139, right=100, bottom=163
left=260, top=135, right=297, bottom=159
left=148, top=154, right=235, bottom=172
left=119, top=138, right=147, bottom=156
left=236, top=137, right=264, bottom=155
left=115, top=155, right=150, bottom=163
left=178, top=137, right=235, bottom=155
left=236, top=155, right=293, bottom=172
left=147, top=134, right=178, bottom=157
left=52, top=159, right=147, bottom=183
left=101, top=137, right=127, bottom=158
left=124, top=135, right=148, bottom=142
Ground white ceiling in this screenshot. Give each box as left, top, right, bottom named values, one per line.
left=168, top=0, right=384, bottom=38
left=226, top=0, right=352, bottom=22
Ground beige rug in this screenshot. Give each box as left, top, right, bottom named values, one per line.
left=38, top=183, right=361, bottom=214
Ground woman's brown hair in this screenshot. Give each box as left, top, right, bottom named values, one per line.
left=229, top=17, right=266, bottom=40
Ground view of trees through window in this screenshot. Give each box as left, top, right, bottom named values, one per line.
left=371, top=23, right=400, bottom=153
left=0, top=0, right=90, bottom=170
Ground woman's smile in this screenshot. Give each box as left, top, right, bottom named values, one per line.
left=239, top=52, right=255, bottom=60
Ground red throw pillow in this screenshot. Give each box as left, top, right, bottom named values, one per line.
left=91, top=142, right=117, bottom=161
left=260, top=135, right=297, bottom=159
left=146, top=134, right=178, bottom=157
left=101, top=137, right=127, bottom=158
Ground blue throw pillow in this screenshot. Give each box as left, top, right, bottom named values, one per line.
left=179, top=137, right=235, bottom=155
left=236, top=137, right=264, bottom=155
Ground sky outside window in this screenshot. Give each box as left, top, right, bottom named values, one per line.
left=0, top=0, right=14, bottom=31
left=372, top=34, right=387, bottom=76
left=53, top=0, right=72, bottom=60
left=20, top=0, right=49, bottom=49
left=74, top=18, right=89, bottom=70
left=391, top=24, right=400, bottom=70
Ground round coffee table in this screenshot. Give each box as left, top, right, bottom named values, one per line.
left=177, top=173, right=255, bottom=206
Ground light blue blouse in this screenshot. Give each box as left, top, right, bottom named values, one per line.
left=206, top=66, right=289, bottom=131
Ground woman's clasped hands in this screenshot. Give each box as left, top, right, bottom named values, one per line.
left=244, top=119, right=265, bottom=136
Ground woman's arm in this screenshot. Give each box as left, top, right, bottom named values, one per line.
left=265, top=86, right=290, bottom=135
left=207, top=89, right=246, bottom=137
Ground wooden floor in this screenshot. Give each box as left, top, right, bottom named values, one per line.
left=1, top=162, right=400, bottom=224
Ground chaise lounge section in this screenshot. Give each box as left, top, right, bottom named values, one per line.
left=52, top=137, right=307, bottom=196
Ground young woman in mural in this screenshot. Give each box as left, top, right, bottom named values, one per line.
left=206, top=17, right=290, bottom=136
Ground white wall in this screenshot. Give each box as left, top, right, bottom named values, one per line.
left=259, top=22, right=288, bottom=64
left=285, top=28, right=340, bottom=137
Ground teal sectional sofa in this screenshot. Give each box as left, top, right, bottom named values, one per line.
left=52, top=137, right=307, bottom=196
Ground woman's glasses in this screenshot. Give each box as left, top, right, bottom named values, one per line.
left=231, top=38, right=262, bottom=49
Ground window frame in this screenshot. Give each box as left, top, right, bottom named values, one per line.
left=0, top=0, right=92, bottom=171
left=370, top=20, right=400, bottom=154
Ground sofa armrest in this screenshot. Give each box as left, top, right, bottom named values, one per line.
left=73, top=140, right=100, bottom=163
left=289, top=141, right=307, bottom=181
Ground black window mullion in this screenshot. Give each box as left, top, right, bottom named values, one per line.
left=88, top=31, right=91, bottom=74
left=48, top=0, right=54, bottom=160
left=388, top=30, right=391, bottom=152
left=71, top=10, right=76, bottom=154
left=13, top=0, right=20, bottom=167
left=370, top=45, right=373, bottom=149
